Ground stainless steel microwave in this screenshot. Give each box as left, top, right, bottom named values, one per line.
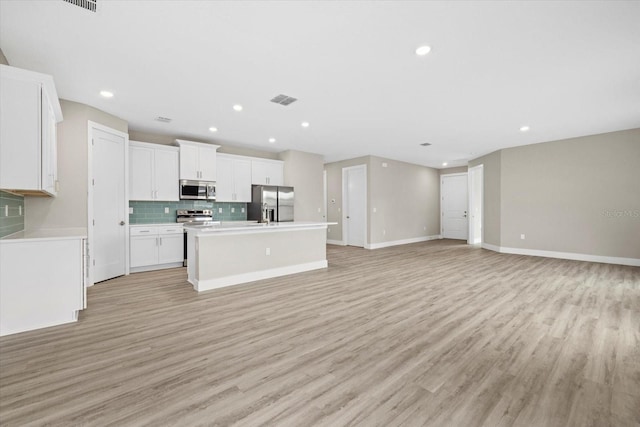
left=179, top=180, right=216, bottom=200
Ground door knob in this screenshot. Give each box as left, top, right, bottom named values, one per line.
left=347, top=216, right=350, bottom=219
left=119, top=221, right=125, bottom=226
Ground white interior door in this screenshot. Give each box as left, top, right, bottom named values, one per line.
left=344, top=165, right=366, bottom=247
left=92, top=127, right=127, bottom=283
left=441, top=174, right=468, bottom=240
left=468, top=166, right=483, bottom=244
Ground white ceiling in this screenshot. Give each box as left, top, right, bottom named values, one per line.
left=2, top=1, right=639, bottom=168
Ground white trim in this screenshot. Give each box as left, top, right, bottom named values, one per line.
left=481, top=243, right=640, bottom=267
left=440, top=172, right=468, bottom=240
left=342, top=164, right=367, bottom=248
left=130, top=262, right=184, bottom=274
left=87, top=121, right=130, bottom=287
left=365, top=235, right=441, bottom=250
left=439, top=172, right=468, bottom=177
left=192, top=260, right=328, bottom=292
left=327, top=239, right=346, bottom=246
left=467, top=164, right=483, bottom=245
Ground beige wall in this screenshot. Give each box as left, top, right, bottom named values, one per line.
left=278, top=150, right=325, bottom=222
left=128, top=130, right=279, bottom=160
left=0, top=48, right=8, bottom=65
left=368, top=156, right=440, bottom=244
left=439, top=166, right=468, bottom=175
left=324, top=156, right=440, bottom=246
left=470, top=128, right=640, bottom=259
left=500, top=129, right=640, bottom=258
left=469, top=150, right=501, bottom=246
left=25, top=100, right=128, bottom=230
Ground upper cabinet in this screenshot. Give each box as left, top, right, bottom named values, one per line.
left=251, top=158, right=284, bottom=186
left=175, top=139, right=220, bottom=181
left=129, top=141, right=179, bottom=201
left=0, top=65, right=63, bottom=196
left=216, top=154, right=252, bottom=202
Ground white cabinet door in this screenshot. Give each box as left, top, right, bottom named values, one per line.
left=130, top=236, right=158, bottom=268
left=158, top=234, right=183, bottom=264
left=154, top=148, right=179, bottom=201
left=41, top=89, right=57, bottom=195
left=216, top=155, right=235, bottom=202
left=234, top=158, right=252, bottom=202
left=251, top=159, right=284, bottom=186
left=179, top=144, right=200, bottom=180
left=129, top=145, right=154, bottom=201
left=199, top=145, right=218, bottom=181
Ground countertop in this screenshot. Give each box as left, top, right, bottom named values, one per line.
left=184, top=221, right=336, bottom=235
left=1, top=227, right=87, bottom=242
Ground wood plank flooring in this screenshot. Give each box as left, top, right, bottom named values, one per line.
left=1, top=240, right=639, bottom=426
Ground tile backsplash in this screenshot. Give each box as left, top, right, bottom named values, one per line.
left=129, top=200, right=248, bottom=224
left=0, top=191, right=25, bottom=238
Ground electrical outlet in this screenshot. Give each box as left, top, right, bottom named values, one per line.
left=373, top=207, right=377, bottom=213
left=265, top=247, right=271, bottom=256
left=423, top=226, right=426, bottom=231
left=241, top=207, right=245, bottom=213
left=382, top=162, right=388, bottom=168
left=318, top=207, right=321, bottom=213
left=219, top=208, right=223, bottom=213
left=338, top=207, right=341, bottom=213
left=520, top=234, right=525, bottom=240
left=19, top=206, right=22, bottom=216
left=164, top=207, right=169, bottom=214
left=4, top=205, right=7, bottom=217
left=129, top=207, right=133, bottom=214
left=231, top=207, right=235, bottom=213
left=383, top=229, right=386, bottom=236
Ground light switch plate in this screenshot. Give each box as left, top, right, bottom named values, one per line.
left=129, top=207, right=133, bottom=214
left=231, top=208, right=235, bottom=213
left=219, top=208, right=223, bottom=213
left=241, top=208, right=245, bottom=213
left=164, top=207, right=169, bottom=214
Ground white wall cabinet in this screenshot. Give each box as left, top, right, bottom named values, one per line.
left=251, top=159, right=284, bottom=186
left=216, top=154, right=252, bottom=202
left=175, top=139, right=220, bottom=181
left=0, top=64, right=63, bottom=196
left=130, top=224, right=184, bottom=272
left=129, top=141, right=179, bottom=201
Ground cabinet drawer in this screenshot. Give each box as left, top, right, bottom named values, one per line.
left=158, top=225, right=183, bottom=235
left=130, top=227, right=159, bottom=236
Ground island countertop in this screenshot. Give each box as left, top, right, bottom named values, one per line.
left=184, top=221, right=336, bottom=235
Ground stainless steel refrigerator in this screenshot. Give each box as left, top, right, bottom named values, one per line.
left=248, top=185, right=294, bottom=222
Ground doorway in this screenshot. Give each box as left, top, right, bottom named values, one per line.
left=342, top=165, right=366, bottom=247
left=468, top=165, right=483, bottom=244
left=88, top=122, right=129, bottom=285
left=441, top=173, right=468, bottom=240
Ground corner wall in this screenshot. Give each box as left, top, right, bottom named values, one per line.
left=279, top=150, right=325, bottom=222
left=25, top=100, right=128, bottom=231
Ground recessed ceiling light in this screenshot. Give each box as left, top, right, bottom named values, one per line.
left=442, top=162, right=448, bottom=166
left=520, top=126, right=530, bottom=132
left=233, top=104, right=243, bottom=112
left=301, top=122, right=310, bottom=128
left=415, top=45, right=432, bottom=56
left=209, top=127, right=218, bottom=132
left=100, top=90, right=114, bottom=98
left=268, top=138, right=276, bottom=143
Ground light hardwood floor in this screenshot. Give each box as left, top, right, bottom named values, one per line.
left=1, top=240, right=639, bottom=426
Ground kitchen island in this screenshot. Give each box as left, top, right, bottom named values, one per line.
left=184, top=221, right=333, bottom=292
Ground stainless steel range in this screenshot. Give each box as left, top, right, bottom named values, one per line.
left=177, top=209, right=215, bottom=266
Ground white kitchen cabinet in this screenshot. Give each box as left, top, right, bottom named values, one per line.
left=175, top=139, right=220, bottom=181
left=130, top=224, right=184, bottom=272
left=0, top=233, right=87, bottom=337
left=129, top=141, right=179, bottom=201
left=216, top=154, right=252, bottom=202
left=251, top=158, right=284, bottom=186
left=0, top=64, right=63, bottom=196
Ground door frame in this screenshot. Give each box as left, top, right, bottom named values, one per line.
left=468, top=165, right=484, bottom=245
left=342, top=164, right=367, bottom=248
left=87, top=121, right=130, bottom=287
left=440, top=172, right=468, bottom=240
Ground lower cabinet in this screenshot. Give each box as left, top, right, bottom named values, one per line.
left=130, top=224, right=184, bottom=272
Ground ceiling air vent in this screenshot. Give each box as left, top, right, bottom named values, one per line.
left=155, top=116, right=172, bottom=123
left=63, top=0, right=97, bottom=12
left=420, top=142, right=432, bottom=147
left=270, top=94, right=298, bottom=106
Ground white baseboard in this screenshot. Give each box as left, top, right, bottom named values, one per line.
left=327, top=239, right=346, bottom=246
left=130, top=262, right=184, bottom=274
left=365, top=235, right=441, bottom=250
left=481, top=243, right=640, bottom=267
left=194, top=260, right=328, bottom=292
